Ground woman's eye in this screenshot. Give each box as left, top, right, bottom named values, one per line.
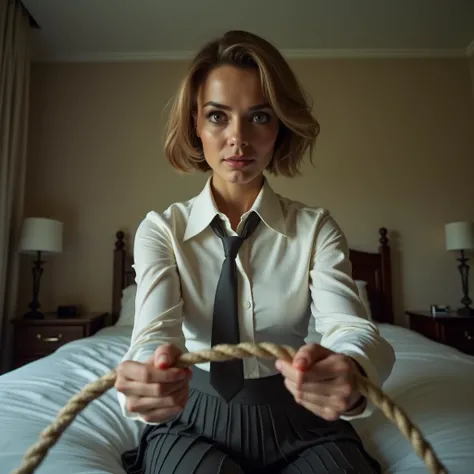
left=207, top=111, right=227, bottom=123
left=252, top=112, right=271, bottom=124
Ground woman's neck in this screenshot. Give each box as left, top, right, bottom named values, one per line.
left=211, top=175, right=263, bottom=230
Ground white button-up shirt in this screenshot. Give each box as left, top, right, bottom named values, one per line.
left=118, top=177, right=395, bottom=422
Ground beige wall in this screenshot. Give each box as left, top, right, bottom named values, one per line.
left=19, top=57, right=474, bottom=326
left=470, top=52, right=474, bottom=97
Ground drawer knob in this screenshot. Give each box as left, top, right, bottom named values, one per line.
left=36, top=333, right=63, bottom=343
left=464, top=330, right=473, bottom=341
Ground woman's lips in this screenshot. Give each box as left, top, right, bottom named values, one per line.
left=224, top=157, right=254, bottom=169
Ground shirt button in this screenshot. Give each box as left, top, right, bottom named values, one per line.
left=242, top=301, right=251, bottom=309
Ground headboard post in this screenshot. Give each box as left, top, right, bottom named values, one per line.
left=112, top=231, right=126, bottom=325
left=379, top=227, right=394, bottom=324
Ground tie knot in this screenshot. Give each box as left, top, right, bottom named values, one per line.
left=222, top=236, right=243, bottom=259
left=210, top=212, right=261, bottom=260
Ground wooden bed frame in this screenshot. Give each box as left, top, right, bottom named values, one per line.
left=111, top=227, right=394, bottom=326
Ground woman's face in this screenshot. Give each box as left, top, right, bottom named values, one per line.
left=195, top=65, right=279, bottom=187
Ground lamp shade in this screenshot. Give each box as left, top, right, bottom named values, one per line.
left=19, top=217, right=63, bottom=254
left=445, top=221, right=474, bottom=251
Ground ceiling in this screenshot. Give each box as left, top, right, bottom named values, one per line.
left=22, top=0, right=474, bottom=62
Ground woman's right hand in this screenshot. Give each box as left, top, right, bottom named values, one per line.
left=115, top=343, right=192, bottom=423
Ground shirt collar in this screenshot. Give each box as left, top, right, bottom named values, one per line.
left=250, top=178, right=287, bottom=237
left=183, top=176, right=287, bottom=242
left=183, top=177, right=219, bottom=242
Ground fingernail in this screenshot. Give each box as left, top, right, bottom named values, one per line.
left=157, top=355, right=169, bottom=368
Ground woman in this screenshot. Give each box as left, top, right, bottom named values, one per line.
left=115, top=30, right=395, bottom=474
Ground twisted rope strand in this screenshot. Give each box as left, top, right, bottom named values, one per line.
left=355, top=375, right=446, bottom=473
left=11, top=343, right=448, bottom=474
left=175, top=342, right=298, bottom=367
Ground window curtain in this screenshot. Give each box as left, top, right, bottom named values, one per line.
left=0, top=0, right=31, bottom=373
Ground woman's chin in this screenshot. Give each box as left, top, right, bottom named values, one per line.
left=220, top=169, right=263, bottom=186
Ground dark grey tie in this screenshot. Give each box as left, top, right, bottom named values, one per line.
left=209, top=211, right=261, bottom=402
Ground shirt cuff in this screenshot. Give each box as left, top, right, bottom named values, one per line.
left=343, top=392, right=367, bottom=417
left=338, top=349, right=379, bottom=420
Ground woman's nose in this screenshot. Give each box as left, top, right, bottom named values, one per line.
left=227, top=119, right=249, bottom=148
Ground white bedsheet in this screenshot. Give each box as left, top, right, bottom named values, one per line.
left=0, top=324, right=473, bottom=474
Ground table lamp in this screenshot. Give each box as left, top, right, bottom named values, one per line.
left=445, top=221, right=474, bottom=316
left=19, top=217, right=63, bottom=319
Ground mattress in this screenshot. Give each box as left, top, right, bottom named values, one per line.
left=1, top=324, right=473, bottom=474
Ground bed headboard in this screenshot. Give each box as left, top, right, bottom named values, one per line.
left=111, top=227, right=394, bottom=325
left=111, top=231, right=135, bottom=325
left=349, top=228, right=393, bottom=324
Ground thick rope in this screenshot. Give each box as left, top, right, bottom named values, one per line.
left=11, top=342, right=448, bottom=474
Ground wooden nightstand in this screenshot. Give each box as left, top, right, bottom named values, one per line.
left=11, top=312, right=108, bottom=369
left=406, top=310, right=474, bottom=355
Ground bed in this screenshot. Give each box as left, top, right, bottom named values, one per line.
left=1, top=228, right=474, bottom=474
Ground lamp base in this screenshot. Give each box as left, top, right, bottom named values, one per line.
left=23, top=310, right=45, bottom=320
left=456, top=306, right=474, bottom=317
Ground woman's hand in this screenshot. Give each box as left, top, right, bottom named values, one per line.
left=115, top=344, right=192, bottom=423
left=275, top=343, right=365, bottom=421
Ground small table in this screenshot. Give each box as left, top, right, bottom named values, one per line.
left=11, top=312, right=108, bottom=369
left=406, top=310, right=474, bottom=355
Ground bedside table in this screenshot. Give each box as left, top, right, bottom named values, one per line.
left=11, top=312, right=108, bottom=369
left=406, top=310, right=474, bottom=355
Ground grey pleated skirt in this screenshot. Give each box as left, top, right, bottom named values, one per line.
left=121, top=367, right=381, bottom=474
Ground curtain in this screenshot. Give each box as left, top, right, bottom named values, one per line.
left=0, top=0, right=31, bottom=373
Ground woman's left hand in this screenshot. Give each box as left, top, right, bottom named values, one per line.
left=275, top=343, right=364, bottom=421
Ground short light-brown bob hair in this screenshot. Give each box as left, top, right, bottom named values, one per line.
left=164, top=30, right=320, bottom=177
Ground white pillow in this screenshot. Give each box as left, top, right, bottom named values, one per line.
left=355, top=280, right=373, bottom=321
left=115, top=284, right=137, bottom=326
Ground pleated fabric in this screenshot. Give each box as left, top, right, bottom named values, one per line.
left=121, top=368, right=381, bottom=474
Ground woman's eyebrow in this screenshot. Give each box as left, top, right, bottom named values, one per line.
left=203, top=101, right=231, bottom=110
left=203, top=101, right=271, bottom=111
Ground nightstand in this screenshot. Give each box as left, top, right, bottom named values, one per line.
left=406, top=310, right=474, bottom=355
left=11, top=312, right=108, bottom=369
